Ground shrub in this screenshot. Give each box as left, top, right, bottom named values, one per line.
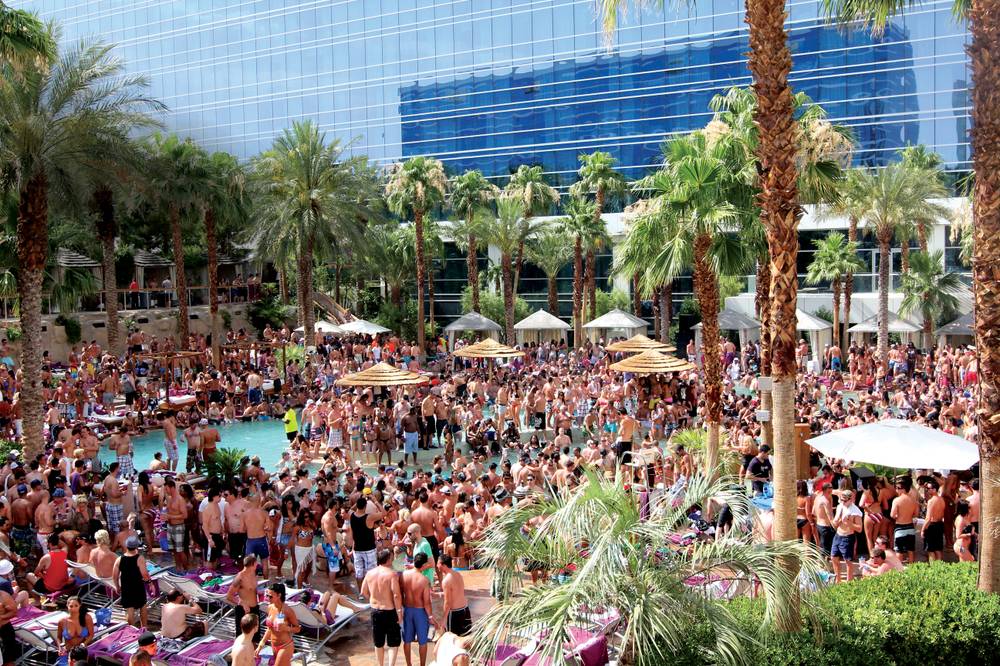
left=687, top=563, right=1000, bottom=666
left=813, top=306, right=835, bottom=323
left=0, top=439, right=21, bottom=461
left=459, top=287, right=530, bottom=335
left=593, top=288, right=631, bottom=317
left=4, top=325, right=21, bottom=342
left=247, top=285, right=291, bottom=333
left=54, top=314, right=82, bottom=344
left=204, top=447, right=248, bottom=486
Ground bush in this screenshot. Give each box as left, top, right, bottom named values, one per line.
left=688, top=563, right=1000, bottom=666
left=54, top=314, right=82, bottom=344
left=247, top=285, right=291, bottom=333
left=4, top=325, right=21, bottom=342
left=204, top=447, right=248, bottom=486
left=594, top=288, right=630, bottom=317
left=0, top=439, right=21, bottom=461
left=813, top=306, right=835, bottom=323
left=459, top=287, right=530, bottom=335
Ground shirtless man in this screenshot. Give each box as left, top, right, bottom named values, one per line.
left=183, top=421, right=203, bottom=474
left=159, top=413, right=180, bottom=472
left=81, top=427, right=101, bottom=463
left=102, top=462, right=125, bottom=537
left=10, top=485, right=35, bottom=559
left=164, top=478, right=189, bottom=572
left=201, top=489, right=224, bottom=571
left=401, top=552, right=438, bottom=666
left=399, top=407, right=420, bottom=468
left=439, top=554, right=471, bottom=637
left=226, top=488, right=248, bottom=561
left=420, top=394, right=436, bottom=450
left=891, top=476, right=919, bottom=564
left=812, top=482, right=835, bottom=557
left=244, top=496, right=271, bottom=579
left=34, top=492, right=55, bottom=554
left=247, top=370, right=263, bottom=406
left=109, top=427, right=134, bottom=478
left=922, top=479, right=946, bottom=561
left=411, top=490, right=441, bottom=562
left=361, top=549, right=403, bottom=666
left=226, top=556, right=262, bottom=642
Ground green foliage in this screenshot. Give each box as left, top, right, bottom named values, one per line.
left=812, top=306, right=835, bottom=323
left=355, top=288, right=383, bottom=319
left=247, top=285, right=290, bottom=333
left=459, top=287, right=530, bottom=327
left=718, top=275, right=745, bottom=307
left=0, top=438, right=21, bottom=461
left=593, top=288, right=630, bottom=317
left=376, top=299, right=419, bottom=341
left=204, top=447, right=248, bottom=486
left=54, top=314, right=82, bottom=344
left=4, top=325, right=20, bottom=341
left=220, top=309, right=233, bottom=331
left=702, top=563, right=1000, bottom=666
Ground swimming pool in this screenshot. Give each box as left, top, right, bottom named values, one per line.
left=99, top=419, right=287, bottom=471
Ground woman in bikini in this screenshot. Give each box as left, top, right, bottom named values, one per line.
left=293, top=509, right=316, bottom=588
left=796, top=480, right=815, bottom=545
left=55, top=597, right=94, bottom=666
left=257, top=583, right=300, bottom=666
left=136, top=471, right=159, bottom=550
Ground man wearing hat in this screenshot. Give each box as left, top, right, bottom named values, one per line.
left=113, top=535, right=150, bottom=628
left=130, top=631, right=157, bottom=665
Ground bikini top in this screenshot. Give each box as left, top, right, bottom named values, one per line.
left=62, top=624, right=90, bottom=641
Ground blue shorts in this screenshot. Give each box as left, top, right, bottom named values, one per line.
left=404, top=431, right=419, bottom=455
left=402, top=607, right=430, bottom=645
left=831, top=533, right=855, bottom=560
left=246, top=536, right=269, bottom=560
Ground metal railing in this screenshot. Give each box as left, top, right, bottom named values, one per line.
left=0, top=285, right=262, bottom=318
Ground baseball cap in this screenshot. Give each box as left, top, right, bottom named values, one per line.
left=199, top=419, right=208, bottom=425
left=0, top=560, right=13, bottom=576
left=125, top=535, right=141, bottom=550
left=493, top=488, right=510, bottom=502
left=16, top=484, right=26, bottom=494
left=137, top=631, right=156, bottom=647
left=441, top=486, right=452, bottom=495
left=52, top=489, right=66, bottom=498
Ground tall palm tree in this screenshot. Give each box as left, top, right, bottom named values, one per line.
left=201, top=151, right=247, bottom=363
left=449, top=170, right=498, bottom=312
left=527, top=228, right=573, bottom=314
left=805, top=232, right=864, bottom=347
left=583, top=218, right=611, bottom=320
left=253, top=122, right=372, bottom=338
left=474, top=468, right=826, bottom=666
left=827, top=169, right=871, bottom=344
left=823, top=0, right=1000, bottom=596
left=557, top=196, right=599, bottom=344
left=145, top=133, right=208, bottom=347
left=385, top=156, right=447, bottom=358
left=0, top=37, right=160, bottom=455
left=505, top=164, right=559, bottom=292
left=898, top=144, right=946, bottom=255
left=899, top=250, right=961, bottom=353
left=401, top=219, right=444, bottom=332
left=616, top=200, right=677, bottom=344
left=0, top=3, right=54, bottom=69
left=483, top=195, right=546, bottom=342
left=363, top=224, right=415, bottom=308
left=573, top=152, right=625, bottom=318
left=850, top=164, right=950, bottom=370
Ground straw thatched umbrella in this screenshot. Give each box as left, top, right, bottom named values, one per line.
left=610, top=349, right=695, bottom=374
left=335, top=362, right=429, bottom=387
left=453, top=338, right=524, bottom=359
left=606, top=333, right=677, bottom=354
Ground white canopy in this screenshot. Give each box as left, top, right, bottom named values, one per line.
left=582, top=308, right=647, bottom=344
left=294, top=319, right=344, bottom=334
left=848, top=312, right=921, bottom=334
left=443, top=311, right=502, bottom=333
left=807, top=419, right=979, bottom=470
left=796, top=309, right=832, bottom=332
left=514, top=309, right=570, bottom=331
left=340, top=318, right=391, bottom=335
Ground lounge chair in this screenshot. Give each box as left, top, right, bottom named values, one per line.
left=162, top=575, right=235, bottom=630
left=168, top=636, right=235, bottom=666
left=283, top=600, right=365, bottom=662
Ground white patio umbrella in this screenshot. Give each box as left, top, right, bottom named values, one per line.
left=807, top=419, right=979, bottom=470
left=294, top=319, right=344, bottom=334
left=340, top=318, right=391, bottom=335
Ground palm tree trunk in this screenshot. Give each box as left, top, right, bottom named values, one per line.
left=514, top=231, right=526, bottom=294
left=390, top=284, right=402, bottom=308
left=547, top=275, right=559, bottom=315
left=586, top=249, right=597, bottom=320
left=414, top=209, right=427, bottom=360
left=917, top=224, right=928, bottom=254
left=16, top=173, right=48, bottom=457
left=958, top=11, right=1000, bottom=576
left=747, top=0, right=800, bottom=630
left=334, top=261, right=342, bottom=304
left=652, top=286, right=661, bottom=341
left=205, top=206, right=221, bottom=364
left=900, top=240, right=910, bottom=275
left=693, top=233, right=721, bottom=477
left=845, top=216, right=858, bottom=349
left=755, top=260, right=774, bottom=449
left=303, top=237, right=315, bottom=337
left=467, top=229, right=480, bottom=312
left=878, top=233, right=892, bottom=371
left=573, top=237, right=583, bottom=345
left=832, top=277, right=841, bottom=349
left=660, top=281, right=672, bottom=344
left=632, top=272, right=642, bottom=316
left=170, top=204, right=190, bottom=348
left=428, top=262, right=436, bottom=334
left=94, top=187, right=120, bottom=357
left=501, top=252, right=515, bottom=343
left=296, top=244, right=308, bottom=330
left=279, top=265, right=289, bottom=305
left=923, top=310, right=933, bottom=353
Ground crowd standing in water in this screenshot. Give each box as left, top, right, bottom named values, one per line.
left=0, top=323, right=982, bottom=665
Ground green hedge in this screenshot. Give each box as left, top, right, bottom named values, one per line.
left=717, top=563, right=1000, bottom=666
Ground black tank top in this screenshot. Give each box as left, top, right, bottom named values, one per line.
left=351, top=512, right=376, bottom=552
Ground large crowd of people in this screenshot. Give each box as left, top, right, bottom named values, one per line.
left=0, top=320, right=982, bottom=666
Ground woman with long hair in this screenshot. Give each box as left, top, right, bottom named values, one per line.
left=257, top=583, right=300, bottom=666
left=293, top=508, right=315, bottom=587
left=136, top=471, right=158, bottom=550
left=55, top=596, right=94, bottom=666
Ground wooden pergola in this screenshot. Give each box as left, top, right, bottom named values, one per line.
left=137, top=350, right=205, bottom=403
left=220, top=340, right=289, bottom=372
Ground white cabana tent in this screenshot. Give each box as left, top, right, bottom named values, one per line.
left=583, top=308, right=647, bottom=343
left=442, top=311, right=502, bottom=347
left=514, top=309, right=571, bottom=345
left=796, top=308, right=833, bottom=370
left=848, top=312, right=921, bottom=345
left=935, top=311, right=974, bottom=348
left=692, top=308, right=761, bottom=364
left=808, top=419, right=979, bottom=470
left=294, top=319, right=344, bottom=335
left=340, top=318, right=392, bottom=335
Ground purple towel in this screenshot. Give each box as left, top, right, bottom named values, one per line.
left=171, top=639, right=233, bottom=666
left=88, top=625, right=143, bottom=662
left=12, top=605, right=47, bottom=627
left=575, top=636, right=609, bottom=666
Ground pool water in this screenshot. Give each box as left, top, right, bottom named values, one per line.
left=99, top=419, right=287, bottom=471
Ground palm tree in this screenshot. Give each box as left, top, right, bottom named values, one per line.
left=505, top=164, right=559, bottom=292
left=201, top=151, right=247, bottom=363
left=253, top=121, right=372, bottom=339
left=557, top=196, right=599, bottom=344
left=615, top=208, right=675, bottom=344
left=385, top=156, right=447, bottom=358
left=823, top=0, right=1000, bottom=596
left=583, top=218, right=611, bottom=320
left=573, top=152, right=625, bottom=318
left=850, top=164, right=949, bottom=371
left=145, top=133, right=208, bottom=347
left=483, top=195, right=546, bottom=342
left=827, top=169, right=871, bottom=344
left=0, top=3, right=54, bottom=69
left=805, top=232, right=864, bottom=347
left=401, top=219, right=444, bottom=333
left=898, top=144, right=947, bottom=258
left=364, top=224, right=415, bottom=309
left=527, top=228, right=573, bottom=314
left=899, top=250, right=961, bottom=353
left=474, top=468, right=826, bottom=666
left=449, top=170, right=498, bottom=311
left=0, top=38, right=160, bottom=455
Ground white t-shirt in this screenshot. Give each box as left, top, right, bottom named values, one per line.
left=834, top=501, right=862, bottom=530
